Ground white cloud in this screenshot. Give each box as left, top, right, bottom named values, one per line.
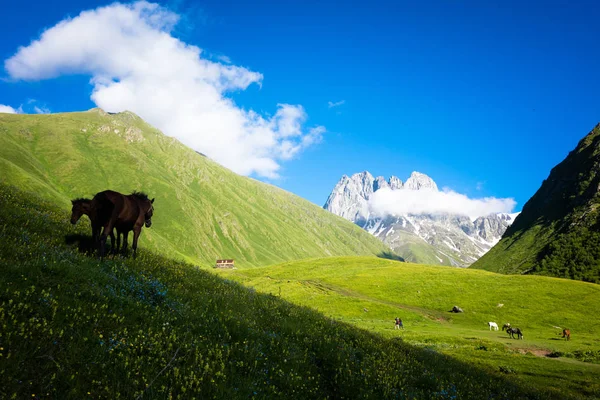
left=369, top=187, right=516, bottom=220
left=216, top=54, right=232, bottom=64
left=0, top=104, right=19, bottom=113
left=33, top=106, right=49, bottom=114
left=4, top=1, right=324, bottom=178
left=327, top=100, right=345, bottom=108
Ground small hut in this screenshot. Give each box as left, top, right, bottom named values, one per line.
left=215, top=259, right=235, bottom=269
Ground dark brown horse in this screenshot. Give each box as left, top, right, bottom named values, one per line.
left=92, top=190, right=154, bottom=259
left=562, top=329, right=571, bottom=341
left=71, top=198, right=116, bottom=251
left=506, top=327, right=523, bottom=340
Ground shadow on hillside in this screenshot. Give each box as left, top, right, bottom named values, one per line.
left=377, top=251, right=405, bottom=262
left=65, top=234, right=97, bottom=254
left=65, top=234, right=130, bottom=257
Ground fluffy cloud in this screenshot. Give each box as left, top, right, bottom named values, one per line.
left=369, top=187, right=516, bottom=220
left=0, top=104, right=19, bottom=113
left=4, top=1, right=324, bottom=178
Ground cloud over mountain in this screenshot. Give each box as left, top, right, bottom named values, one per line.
left=4, top=1, right=324, bottom=178
left=369, top=187, right=516, bottom=220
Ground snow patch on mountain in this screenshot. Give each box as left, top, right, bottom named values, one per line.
left=323, top=171, right=519, bottom=267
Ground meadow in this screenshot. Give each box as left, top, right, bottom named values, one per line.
left=222, top=257, right=600, bottom=399
left=0, top=183, right=585, bottom=399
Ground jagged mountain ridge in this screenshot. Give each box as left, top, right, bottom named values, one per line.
left=472, top=123, right=600, bottom=283
left=324, top=171, right=519, bottom=267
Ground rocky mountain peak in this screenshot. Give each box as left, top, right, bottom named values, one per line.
left=374, top=176, right=389, bottom=191
left=389, top=175, right=403, bottom=189
left=324, top=170, right=516, bottom=267
left=324, top=171, right=439, bottom=222
left=404, top=171, right=438, bottom=191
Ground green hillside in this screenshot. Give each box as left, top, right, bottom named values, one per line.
left=390, top=231, right=454, bottom=266
left=0, top=109, right=389, bottom=267
left=472, top=123, right=600, bottom=283
left=223, top=256, right=600, bottom=399
left=0, top=184, right=561, bottom=399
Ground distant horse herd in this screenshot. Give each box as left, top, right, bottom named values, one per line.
left=71, top=190, right=154, bottom=259
left=483, top=322, right=571, bottom=341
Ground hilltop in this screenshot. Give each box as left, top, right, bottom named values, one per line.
left=0, top=109, right=389, bottom=267
left=472, top=123, right=600, bottom=283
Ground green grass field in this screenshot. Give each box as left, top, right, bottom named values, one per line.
left=222, top=257, right=600, bottom=398
left=0, top=184, right=572, bottom=399
left=0, top=110, right=388, bottom=267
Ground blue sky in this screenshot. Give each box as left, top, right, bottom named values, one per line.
left=1, top=0, right=599, bottom=211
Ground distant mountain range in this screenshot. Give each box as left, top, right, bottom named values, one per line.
left=472, top=123, right=600, bottom=283
left=324, top=171, right=519, bottom=267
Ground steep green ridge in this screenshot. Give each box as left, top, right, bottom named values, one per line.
left=0, top=184, right=555, bottom=399
left=224, top=257, right=600, bottom=399
left=472, top=123, right=600, bottom=283
left=0, top=109, right=389, bottom=267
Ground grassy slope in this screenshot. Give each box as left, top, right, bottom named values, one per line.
left=0, top=110, right=389, bottom=267
left=0, top=184, right=559, bottom=399
left=223, top=257, right=600, bottom=399
left=389, top=231, right=454, bottom=266
left=472, top=123, right=600, bottom=282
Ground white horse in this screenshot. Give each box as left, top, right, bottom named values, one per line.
left=488, top=322, right=499, bottom=331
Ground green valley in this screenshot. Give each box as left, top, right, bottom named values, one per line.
left=2, top=111, right=600, bottom=399
left=222, top=256, right=600, bottom=399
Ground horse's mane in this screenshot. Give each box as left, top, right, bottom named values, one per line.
left=71, top=197, right=91, bottom=204
left=131, top=191, right=149, bottom=201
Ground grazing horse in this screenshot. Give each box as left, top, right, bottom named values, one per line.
left=488, top=322, right=499, bottom=331
left=562, top=329, right=571, bottom=341
left=506, top=327, right=523, bottom=339
left=502, top=323, right=511, bottom=332
left=92, top=190, right=154, bottom=259
left=71, top=198, right=116, bottom=251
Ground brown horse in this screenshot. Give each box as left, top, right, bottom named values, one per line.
left=70, top=198, right=116, bottom=251
left=92, top=190, right=154, bottom=259
left=562, top=329, right=571, bottom=341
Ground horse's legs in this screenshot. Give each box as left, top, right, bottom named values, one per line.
left=132, top=227, right=142, bottom=259
left=99, top=220, right=117, bottom=260
left=116, top=231, right=121, bottom=255
left=110, top=230, right=117, bottom=255
left=121, top=231, right=130, bottom=255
